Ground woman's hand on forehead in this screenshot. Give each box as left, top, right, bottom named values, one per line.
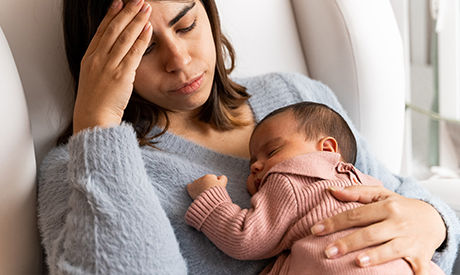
left=73, top=0, right=153, bottom=133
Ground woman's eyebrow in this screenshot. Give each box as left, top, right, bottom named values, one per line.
left=168, top=2, right=196, bottom=27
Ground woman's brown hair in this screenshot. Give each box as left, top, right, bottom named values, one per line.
left=58, top=0, right=250, bottom=146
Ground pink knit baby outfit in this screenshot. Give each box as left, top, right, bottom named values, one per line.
left=185, top=152, right=444, bottom=275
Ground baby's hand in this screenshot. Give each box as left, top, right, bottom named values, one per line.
left=187, top=174, right=228, bottom=200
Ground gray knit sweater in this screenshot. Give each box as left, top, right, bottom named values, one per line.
left=38, top=72, right=460, bottom=274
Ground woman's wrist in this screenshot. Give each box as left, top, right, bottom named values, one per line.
left=424, top=201, right=448, bottom=251
left=73, top=112, right=122, bottom=134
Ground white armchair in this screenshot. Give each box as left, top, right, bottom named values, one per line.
left=0, top=27, right=42, bottom=275
left=0, top=0, right=446, bottom=273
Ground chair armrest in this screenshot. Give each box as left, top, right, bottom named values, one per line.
left=419, top=179, right=460, bottom=219
left=0, top=25, right=42, bottom=275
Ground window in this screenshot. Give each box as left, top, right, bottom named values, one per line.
left=437, top=0, right=460, bottom=170
left=407, top=0, right=460, bottom=179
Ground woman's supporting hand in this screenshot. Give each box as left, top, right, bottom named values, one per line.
left=73, top=0, right=153, bottom=134
left=310, top=185, right=446, bottom=275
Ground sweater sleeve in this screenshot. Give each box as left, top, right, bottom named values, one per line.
left=185, top=174, right=298, bottom=260
left=281, top=72, right=460, bottom=275
left=37, top=123, right=187, bottom=275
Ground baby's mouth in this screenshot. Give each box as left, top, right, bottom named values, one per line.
left=254, top=178, right=261, bottom=190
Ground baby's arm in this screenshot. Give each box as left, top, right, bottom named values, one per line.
left=185, top=173, right=299, bottom=260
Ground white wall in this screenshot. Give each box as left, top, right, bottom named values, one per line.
left=0, top=0, right=73, bottom=166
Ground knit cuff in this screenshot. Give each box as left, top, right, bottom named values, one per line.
left=185, top=186, right=232, bottom=230
left=422, top=197, right=460, bottom=274
left=67, top=123, right=143, bottom=193
left=68, top=123, right=136, bottom=170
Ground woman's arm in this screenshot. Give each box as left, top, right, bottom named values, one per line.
left=38, top=124, right=187, bottom=274
left=37, top=1, right=187, bottom=272
left=185, top=173, right=298, bottom=260
left=282, top=72, right=460, bottom=274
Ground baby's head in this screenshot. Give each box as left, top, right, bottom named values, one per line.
left=247, top=102, right=357, bottom=195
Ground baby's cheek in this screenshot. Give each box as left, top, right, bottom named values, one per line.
left=246, top=175, right=257, bottom=196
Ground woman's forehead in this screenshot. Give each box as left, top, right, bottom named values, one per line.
left=145, top=0, right=199, bottom=27
left=122, top=0, right=193, bottom=3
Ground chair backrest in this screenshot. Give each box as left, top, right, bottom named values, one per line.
left=216, top=0, right=308, bottom=77
left=218, top=0, right=406, bottom=174
left=0, top=0, right=406, bottom=273
left=292, top=0, right=406, bottom=173
left=0, top=26, right=42, bottom=275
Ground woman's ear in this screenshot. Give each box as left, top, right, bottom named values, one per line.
left=318, top=137, right=338, bottom=153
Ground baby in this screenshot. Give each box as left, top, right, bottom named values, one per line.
left=185, top=102, right=444, bottom=275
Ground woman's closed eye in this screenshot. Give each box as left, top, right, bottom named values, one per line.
left=177, top=19, right=196, bottom=34
left=143, top=20, right=197, bottom=56
left=144, top=42, right=156, bottom=56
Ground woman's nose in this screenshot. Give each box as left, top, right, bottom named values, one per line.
left=164, top=40, right=191, bottom=73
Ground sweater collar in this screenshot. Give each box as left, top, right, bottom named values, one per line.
left=260, top=152, right=347, bottom=185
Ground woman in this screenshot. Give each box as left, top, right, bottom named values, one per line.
left=38, top=0, right=459, bottom=274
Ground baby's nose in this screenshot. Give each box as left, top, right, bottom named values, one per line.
left=250, top=161, right=263, bottom=173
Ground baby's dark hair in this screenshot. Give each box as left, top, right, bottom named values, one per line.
left=257, top=102, right=357, bottom=164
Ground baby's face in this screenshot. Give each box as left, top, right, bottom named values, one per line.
left=247, top=111, right=318, bottom=195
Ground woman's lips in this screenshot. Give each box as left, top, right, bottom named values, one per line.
left=174, top=74, right=204, bottom=95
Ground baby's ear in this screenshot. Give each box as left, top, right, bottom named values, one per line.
left=319, top=137, right=338, bottom=153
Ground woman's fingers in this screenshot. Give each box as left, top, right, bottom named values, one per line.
left=118, top=20, right=152, bottom=73
left=96, top=0, right=146, bottom=56
left=354, top=238, right=406, bottom=267
left=325, top=222, right=433, bottom=274
left=312, top=184, right=446, bottom=274
left=328, top=185, right=392, bottom=204
left=356, top=240, right=432, bottom=275
left=311, top=185, right=394, bottom=235
left=311, top=199, right=390, bottom=236
left=404, top=257, right=432, bottom=275
left=323, top=221, right=393, bottom=259
left=86, top=0, right=124, bottom=55
left=109, top=3, right=152, bottom=67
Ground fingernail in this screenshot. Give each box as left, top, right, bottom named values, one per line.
left=111, top=0, right=122, bottom=9
left=143, top=22, right=151, bottom=32
left=357, top=254, right=370, bottom=267
left=328, top=186, right=344, bottom=192
left=142, top=3, right=151, bottom=12
left=325, top=246, right=338, bottom=258
left=311, top=223, right=325, bottom=234
left=132, top=0, right=142, bottom=5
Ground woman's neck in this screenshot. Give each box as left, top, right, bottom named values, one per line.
left=158, top=109, right=212, bottom=137
left=159, top=104, right=255, bottom=158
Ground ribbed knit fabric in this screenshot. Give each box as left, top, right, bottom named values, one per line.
left=38, top=72, right=459, bottom=275
left=185, top=152, right=445, bottom=275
